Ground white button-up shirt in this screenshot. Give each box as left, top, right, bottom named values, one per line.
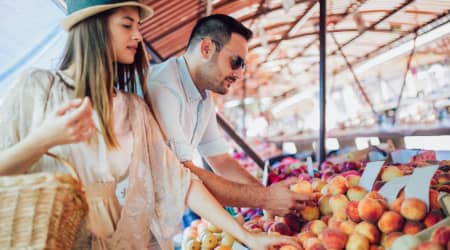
left=147, top=57, right=229, bottom=162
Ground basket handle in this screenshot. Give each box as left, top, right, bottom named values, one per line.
left=45, top=152, right=82, bottom=183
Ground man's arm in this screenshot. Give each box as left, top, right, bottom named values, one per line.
left=206, top=153, right=261, bottom=185
left=182, top=160, right=313, bottom=216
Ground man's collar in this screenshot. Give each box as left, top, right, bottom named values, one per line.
left=177, top=56, right=207, bottom=102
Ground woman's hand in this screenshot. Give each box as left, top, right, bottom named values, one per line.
left=243, top=232, right=301, bottom=250
left=30, top=97, right=96, bottom=150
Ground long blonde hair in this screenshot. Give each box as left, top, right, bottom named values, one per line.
left=59, top=9, right=149, bottom=149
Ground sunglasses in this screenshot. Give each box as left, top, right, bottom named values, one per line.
left=208, top=39, right=246, bottom=70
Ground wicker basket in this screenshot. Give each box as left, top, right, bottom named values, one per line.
left=0, top=152, right=88, bottom=249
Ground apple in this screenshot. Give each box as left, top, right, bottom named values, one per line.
left=354, top=221, right=380, bottom=244
left=400, top=198, right=427, bottom=221
left=358, top=198, right=384, bottom=223
left=381, top=166, right=403, bottom=182
left=345, top=233, right=370, bottom=250
left=347, top=186, right=368, bottom=201
left=377, top=211, right=404, bottom=234
left=424, top=209, right=444, bottom=228
left=391, top=234, right=421, bottom=250
left=346, top=200, right=362, bottom=223
left=318, top=228, right=348, bottom=250
left=430, top=226, right=450, bottom=247
left=403, top=220, right=424, bottom=235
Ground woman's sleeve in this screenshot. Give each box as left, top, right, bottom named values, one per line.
left=0, top=69, right=50, bottom=151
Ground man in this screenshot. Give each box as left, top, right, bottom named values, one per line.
left=148, top=14, right=312, bottom=216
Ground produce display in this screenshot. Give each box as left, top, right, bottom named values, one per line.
left=183, top=150, right=449, bottom=250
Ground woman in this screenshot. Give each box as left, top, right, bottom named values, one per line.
left=0, top=1, right=300, bottom=249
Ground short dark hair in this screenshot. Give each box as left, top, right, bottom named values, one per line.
left=187, top=14, right=253, bottom=51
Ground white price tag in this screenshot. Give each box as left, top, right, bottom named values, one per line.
left=359, top=161, right=385, bottom=192
left=404, top=165, right=439, bottom=210
left=307, top=156, right=314, bottom=177
left=262, top=161, right=269, bottom=187
left=378, top=176, right=410, bottom=204
left=232, top=242, right=249, bottom=250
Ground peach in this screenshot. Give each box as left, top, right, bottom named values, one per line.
left=291, top=180, right=313, bottom=194
left=220, top=232, right=235, bottom=247
left=297, top=231, right=316, bottom=245
left=424, top=209, right=444, bottom=228
left=347, top=186, right=368, bottom=201
left=400, top=198, right=427, bottom=221
left=306, top=220, right=327, bottom=235
left=345, top=233, right=370, bottom=250
left=415, top=241, right=445, bottom=250
left=279, top=245, right=302, bottom=250
left=389, top=195, right=404, bottom=213
left=354, top=221, right=380, bottom=244
left=303, top=237, right=321, bottom=249
left=377, top=211, right=404, bottom=234
left=391, top=234, right=421, bottom=250
left=436, top=173, right=450, bottom=184
left=320, top=215, right=330, bottom=225
left=300, top=205, right=320, bottom=221
left=346, top=175, right=361, bottom=187
left=318, top=228, right=348, bottom=250
left=369, top=245, right=383, bottom=250
left=312, top=178, right=327, bottom=192
left=339, top=220, right=356, bottom=235
left=403, top=220, right=424, bottom=235
left=184, top=238, right=201, bottom=250
left=268, top=222, right=292, bottom=236
left=346, top=200, right=362, bottom=223
left=333, top=209, right=348, bottom=221
left=201, top=233, right=218, bottom=249
left=330, top=194, right=349, bottom=213
left=327, top=217, right=344, bottom=231
left=372, top=181, right=385, bottom=192
left=365, top=191, right=385, bottom=200
left=430, top=226, right=450, bottom=247
left=429, top=189, right=441, bottom=210
left=214, top=246, right=232, bottom=250
left=283, top=214, right=303, bottom=234
left=381, top=166, right=403, bottom=182
left=381, top=232, right=403, bottom=249
left=318, top=194, right=333, bottom=216
left=328, top=176, right=349, bottom=195
left=358, top=198, right=384, bottom=223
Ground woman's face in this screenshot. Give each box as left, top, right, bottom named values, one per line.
left=107, top=7, right=143, bottom=64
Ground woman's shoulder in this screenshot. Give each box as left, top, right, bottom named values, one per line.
left=14, top=68, right=58, bottom=91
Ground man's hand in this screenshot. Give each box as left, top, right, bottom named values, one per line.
left=264, top=178, right=316, bottom=216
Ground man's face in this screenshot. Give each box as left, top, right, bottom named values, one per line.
left=199, top=33, right=248, bottom=95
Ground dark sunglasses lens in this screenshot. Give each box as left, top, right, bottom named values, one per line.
left=231, top=57, right=245, bottom=70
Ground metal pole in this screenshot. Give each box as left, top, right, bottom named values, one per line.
left=318, top=0, right=327, bottom=166
left=216, top=113, right=265, bottom=169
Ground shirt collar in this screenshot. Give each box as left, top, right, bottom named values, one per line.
left=56, top=70, right=76, bottom=88
left=176, top=56, right=207, bottom=102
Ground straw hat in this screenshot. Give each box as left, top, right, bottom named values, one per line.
left=61, top=0, right=154, bottom=31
